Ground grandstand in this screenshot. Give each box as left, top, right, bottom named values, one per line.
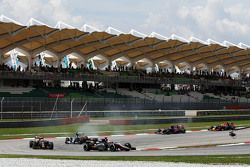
left=0, top=15, right=250, bottom=116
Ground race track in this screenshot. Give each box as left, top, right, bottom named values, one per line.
left=1, top=128, right=250, bottom=156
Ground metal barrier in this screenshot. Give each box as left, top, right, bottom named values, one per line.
left=0, top=96, right=249, bottom=114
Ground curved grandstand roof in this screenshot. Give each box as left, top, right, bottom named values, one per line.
left=1, top=15, right=250, bottom=71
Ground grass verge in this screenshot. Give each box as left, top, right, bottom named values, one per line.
left=0, top=154, right=250, bottom=164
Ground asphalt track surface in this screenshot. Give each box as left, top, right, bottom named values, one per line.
left=1, top=129, right=250, bottom=156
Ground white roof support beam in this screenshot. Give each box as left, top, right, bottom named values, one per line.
left=26, top=18, right=60, bottom=39
left=0, top=15, right=23, bottom=25
left=171, top=34, right=189, bottom=43
left=223, top=41, right=238, bottom=48
left=190, top=37, right=208, bottom=45
left=82, top=24, right=101, bottom=33
left=207, top=39, right=225, bottom=46
left=106, top=26, right=124, bottom=35
left=0, top=15, right=26, bottom=36
left=55, top=21, right=76, bottom=30
left=149, top=32, right=169, bottom=41
left=27, top=18, right=50, bottom=27
left=129, top=29, right=147, bottom=38
left=238, top=43, right=250, bottom=49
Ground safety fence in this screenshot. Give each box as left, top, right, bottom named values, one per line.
left=0, top=96, right=249, bottom=112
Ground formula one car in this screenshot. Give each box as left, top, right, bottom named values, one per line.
left=29, top=136, right=54, bottom=150
left=155, top=125, right=186, bottom=135
left=208, top=122, right=236, bottom=131
left=65, top=132, right=97, bottom=144
left=83, top=137, right=136, bottom=152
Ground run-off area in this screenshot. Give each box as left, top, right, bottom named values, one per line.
left=0, top=159, right=248, bottom=167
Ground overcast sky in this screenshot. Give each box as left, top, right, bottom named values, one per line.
left=1, top=0, right=250, bottom=45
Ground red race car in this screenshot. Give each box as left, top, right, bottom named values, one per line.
left=208, top=122, right=236, bottom=131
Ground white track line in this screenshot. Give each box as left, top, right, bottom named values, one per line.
left=217, top=143, right=245, bottom=147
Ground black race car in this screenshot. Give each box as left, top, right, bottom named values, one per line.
left=29, top=136, right=54, bottom=150
left=65, top=132, right=98, bottom=144
left=83, top=137, right=136, bottom=152
left=208, top=122, right=236, bottom=131
left=155, top=125, right=186, bottom=135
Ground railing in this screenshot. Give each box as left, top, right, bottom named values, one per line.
left=0, top=96, right=249, bottom=112
left=0, top=71, right=248, bottom=87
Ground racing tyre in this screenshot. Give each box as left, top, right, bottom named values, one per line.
left=74, top=137, right=80, bottom=144
left=109, top=144, right=116, bottom=152
left=48, top=142, right=54, bottom=150
left=83, top=144, right=90, bottom=151
left=29, top=141, right=33, bottom=148
left=162, top=129, right=170, bottom=135
left=65, top=138, right=70, bottom=144
left=32, top=142, right=38, bottom=149
left=124, top=143, right=132, bottom=149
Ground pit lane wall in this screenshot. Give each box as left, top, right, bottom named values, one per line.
left=109, top=115, right=250, bottom=125
left=0, top=116, right=89, bottom=128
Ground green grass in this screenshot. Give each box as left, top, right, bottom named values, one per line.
left=1, top=120, right=250, bottom=140
left=1, top=154, right=250, bottom=164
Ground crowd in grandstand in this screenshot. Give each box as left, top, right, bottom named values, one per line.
left=1, top=62, right=250, bottom=98
left=0, top=64, right=23, bottom=72
left=0, top=63, right=250, bottom=82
